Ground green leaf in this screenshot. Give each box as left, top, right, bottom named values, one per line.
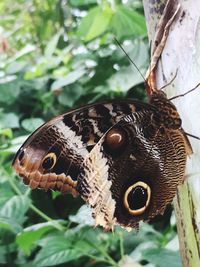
left=108, top=65, right=144, bottom=93
left=0, top=79, right=20, bottom=104
left=0, top=217, right=22, bottom=233
left=21, top=118, right=44, bottom=132
left=69, top=205, right=94, bottom=226
left=6, top=61, right=28, bottom=74
left=69, top=0, right=97, bottom=6
left=108, top=39, right=148, bottom=92
left=34, top=235, right=92, bottom=266
left=0, top=128, right=13, bottom=138
left=8, top=44, right=36, bottom=63
left=142, top=248, right=181, bottom=267
left=111, top=6, right=147, bottom=39
left=0, top=112, right=19, bottom=129
left=139, top=223, right=164, bottom=239
left=77, top=6, right=113, bottom=41
left=51, top=69, right=86, bottom=91
left=118, top=255, right=142, bottom=267
left=0, top=245, right=6, bottom=264
left=0, top=183, right=15, bottom=208
left=44, top=30, right=62, bottom=57
left=0, top=195, right=31, bottom=225
left=35, top=248, right=78, bottom=266
left=130, top=241, right=157, bottom=262
left=11, top=135, right=29, bottom=146
left=17, top=222, right=56, bottom=255
left=57, top=84, right=84, bottom=107
left=1, top=135, right=29, bottom=154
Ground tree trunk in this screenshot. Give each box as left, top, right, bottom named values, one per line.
left=143, top=0, right=200, bottom=266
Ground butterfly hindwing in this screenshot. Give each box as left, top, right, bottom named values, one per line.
left=77, top=105, right=188, bottom=230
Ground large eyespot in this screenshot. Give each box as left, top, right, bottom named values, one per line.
left=104, top=127, right=127, bottom=155
left=124, top=181, right=151, bottom=216
left=42, top=152, right=57, bottom=170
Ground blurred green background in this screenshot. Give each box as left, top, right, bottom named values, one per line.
left=0, top=1, right=181, bottom=266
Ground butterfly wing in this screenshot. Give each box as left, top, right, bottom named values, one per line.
left=13, top=100, right=148, bottom=195
left=77, top=107, right=188, bottom=230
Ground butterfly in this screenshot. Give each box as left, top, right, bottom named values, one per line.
left=12, top=78, right=192, bottom=230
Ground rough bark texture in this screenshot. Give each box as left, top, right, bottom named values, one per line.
left=143, top=0, right=200, bottom=266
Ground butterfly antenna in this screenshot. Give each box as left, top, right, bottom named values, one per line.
left=185, top=132, right=200, bottom=141
left=114, top=38, right=146, bottom=83
left=159, top=69, right=178, bottom=90
left=169, top=83, right=200, bottom=100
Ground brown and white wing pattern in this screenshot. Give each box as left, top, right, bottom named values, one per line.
left=77, top=107, right=188, bottom=230
left=13, top=100, right=148, bottom=196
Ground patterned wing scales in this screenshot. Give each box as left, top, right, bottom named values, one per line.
left=13, top=100, right=148, bottom=195
left=77, top=108, right=188, bottom=230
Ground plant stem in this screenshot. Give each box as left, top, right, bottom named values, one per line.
left=85, top=239, right=118, bottom=267
left=77, top=250, right=111, bottom=265
left=7, top=174, right=22, bottom=196
left=29, top=204, right=64, bottom=231
left=6, top=170, right=64, bottom=231
left=119, top=232, right=124, bottom=258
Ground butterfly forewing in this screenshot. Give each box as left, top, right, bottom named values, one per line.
left=13, top=100, right=148, bottom=196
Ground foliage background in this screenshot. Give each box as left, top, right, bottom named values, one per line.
left=0, top=0, right=181, bottom=266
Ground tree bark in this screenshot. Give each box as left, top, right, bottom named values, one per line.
left=143, top=0, right=200, bottom=266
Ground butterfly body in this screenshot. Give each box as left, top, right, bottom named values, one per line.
left=13, top=93, right=191, bottom=230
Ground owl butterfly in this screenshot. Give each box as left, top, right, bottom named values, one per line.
left=12, top=73, right=193, bottom=230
